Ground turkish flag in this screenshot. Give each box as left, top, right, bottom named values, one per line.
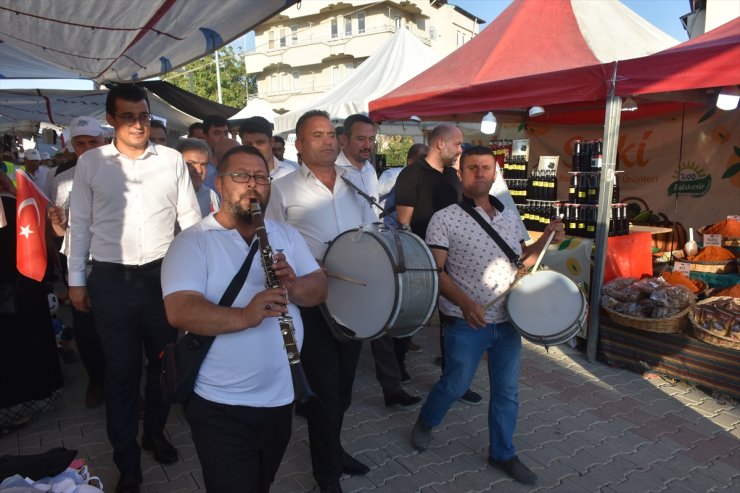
left=16, top=169, right=50, bottom=281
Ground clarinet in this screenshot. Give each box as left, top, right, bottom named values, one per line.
left=249, top=199, right=316, bottom=404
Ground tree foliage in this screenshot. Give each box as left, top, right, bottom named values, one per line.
left=377, top=135, right=415, bottom=166
left=163, top=46, right=256, bottom=108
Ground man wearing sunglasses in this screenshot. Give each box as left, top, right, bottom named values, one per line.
left=68, top=84, right=201, bottom=493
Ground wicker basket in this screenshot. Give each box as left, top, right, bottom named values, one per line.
left=689, top=297, right=740, bottom=350
left=697, top=226, right=740, bottom=247
left=602, top=304, right=691, bottom=334
left=671, top=251, right=738, bottom=273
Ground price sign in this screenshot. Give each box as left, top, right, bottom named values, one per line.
left=703, top=234, right=722, bottom=246
left=674, top=262, right=691, bottom=275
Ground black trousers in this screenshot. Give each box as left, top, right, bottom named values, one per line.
left=186, top=394, right=292, bottom=493
left=87, top=261, right=176, bottom=472
left=370, top=334, right=403, bottom=394
left=60, top=253, right=105, bottom=383
left=299, top=306, right=362, bottom=490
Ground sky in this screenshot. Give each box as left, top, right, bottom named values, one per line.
left=0, top=0, right=693, bottom=91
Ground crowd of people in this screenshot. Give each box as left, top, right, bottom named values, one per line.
left=0, top=84, right=564, bottom=493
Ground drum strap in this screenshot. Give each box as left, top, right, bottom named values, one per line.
left=458, top=202, right=525, bottom=271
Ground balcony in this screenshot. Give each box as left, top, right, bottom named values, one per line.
left=244, top=24, right=430, bottom=73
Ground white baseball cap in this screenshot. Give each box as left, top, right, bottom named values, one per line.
left=41, top=152, right=51, bottom=160
left=70, top=116, right=104, bottom=138
left=24, top=149, right=41, bottom=161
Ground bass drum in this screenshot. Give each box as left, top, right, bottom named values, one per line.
left=320, top=224, right=439, bottom=341
left=505, top=270, right=587, bottom=346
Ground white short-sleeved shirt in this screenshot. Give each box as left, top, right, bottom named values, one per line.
left=161, top=214, right=320, bottom=407
left=426, top=196, right=524, bottom=323
left=336, top=151, right=379, bottom=207
left=271, top=158, right=299, bottom=180
left=265, top=164, right=376, bottom=259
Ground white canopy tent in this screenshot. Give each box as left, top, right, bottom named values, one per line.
left=273, top=28, right=440, bottom=134
left=228, top=98, right=278, bottom=125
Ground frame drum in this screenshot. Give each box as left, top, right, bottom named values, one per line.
left=505, top=270, right=586, bottom=346
left=320, top=224, right=438, bottom=341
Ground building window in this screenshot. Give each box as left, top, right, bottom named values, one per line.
left=358, top=12, right=365, bottom=33
left=345, top=62, right=354, bottom=78
left=270, top=74, right=278, bottom=93
left=332, top=66, right=340, bottom=85
left=279, top=28, right=286, bottom=48
left=344, top=15, right=352, bottom=36
left=282, top=73, right=290, bottom=93
left=456, top=31, right=463, bottom=46
left=394, top=16, right=401, bottom=29
left=291, top=25, right=298, bottom=45
left=416, top=17, right=426, bottom=31
left=331, top=18, right=338, bottom=39
left=268, top=31, right=275, bottom=49
left=292, top=71, right=300, bottom=90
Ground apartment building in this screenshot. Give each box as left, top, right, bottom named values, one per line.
left=243, top=0, right=483, bottom=113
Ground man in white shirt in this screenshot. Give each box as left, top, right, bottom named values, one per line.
left=162, top=145, right=326, bottom=492
left=272, top=135, right=299, bottom=168
left=336, top=113, right=421, bottom=410
left=336, top=114, right=379, bottom=206
left=48, top=116, right=108, bottom=409
left=68, top=84, right=201, bottom=493
left=266, top=110, right=376, bottom=493
left=22, top=149, right=52, bottom=198
left=238, top=116, right=298, bottom=180
left=176, top=138, right=220, bottom=217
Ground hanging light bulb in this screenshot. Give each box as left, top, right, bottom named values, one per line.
left=621, top=97, right=638, bottom=112
left=716, top=86, right=740, bottom=111
left=481, top=111, right=497, bottom=134
left=528, top=106, right=545, bottom=117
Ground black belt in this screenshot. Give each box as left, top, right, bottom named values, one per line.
left=91, top=258, right=163, bottom=271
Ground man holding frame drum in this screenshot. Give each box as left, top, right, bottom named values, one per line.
left=410, top=146, right=564, bottom=486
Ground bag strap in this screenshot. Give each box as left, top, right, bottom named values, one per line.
left=218, top=240, right=259, bottom=307
left=458, top=201, right=524, bottom=270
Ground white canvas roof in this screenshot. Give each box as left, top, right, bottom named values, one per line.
left=274, top=28, right=441, bottom=134
left=228, top=98, right=278, bottom=125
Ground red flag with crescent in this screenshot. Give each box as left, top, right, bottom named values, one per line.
left=16, top=169, right=49, bottom=281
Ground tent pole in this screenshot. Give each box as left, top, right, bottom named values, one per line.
left=586, top=62, right=622, bottom=362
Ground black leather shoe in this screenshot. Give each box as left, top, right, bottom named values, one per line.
left=115, top=466, right=142, bottom=493
left=488, top=455, right=538, bottom=485
left=341, top=450, right=370, bottom=475
left=384, top=389, right=422, bottom=407
left=458, top=389, right=483, bottom=405
left=141, top=433, right=177, bottom=464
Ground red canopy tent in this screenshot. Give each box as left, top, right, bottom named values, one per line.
left=369, top=0, right=677, bottom=123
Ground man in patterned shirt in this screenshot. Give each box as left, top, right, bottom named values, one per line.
left=410, top=146, right=564, bottom=486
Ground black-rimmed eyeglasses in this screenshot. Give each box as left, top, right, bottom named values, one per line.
left=219, top=172, right=272, bottom=185
left=114, top=113, right=153, bottom=126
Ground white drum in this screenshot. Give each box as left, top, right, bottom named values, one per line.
left=320, top=224, right=439, bottom=341
left=505, top=270, right=587, bottom=346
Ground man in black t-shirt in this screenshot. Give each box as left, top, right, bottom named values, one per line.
left=393, top=124, right=482, bottom=405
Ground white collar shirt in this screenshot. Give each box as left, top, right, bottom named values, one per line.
left=161, top=214, right=319, bottom=406
left=265, top=163, right=376, bottom=259
left=270, top=157, right=299, bottom=180
left=50, top=165, right=75, bottom=256
left=426, top=197, right=524, bottom=324
left=336, top=150, right=379, bottom=207
left=68, top=142, right=201, bottom=286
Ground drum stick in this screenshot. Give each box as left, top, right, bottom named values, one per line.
left=327, top=272, right=367, bottom=287
left=531, top=214, right=563, bottom=275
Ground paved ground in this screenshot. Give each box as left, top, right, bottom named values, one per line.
left=1, top=315, right=738, bottom=493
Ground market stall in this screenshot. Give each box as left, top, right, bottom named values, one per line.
left=369, top=4, right=739, bottom=390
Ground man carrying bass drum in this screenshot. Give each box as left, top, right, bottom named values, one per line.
left=266, top=110, right=376, bottom=493
left=410, top=146, right=564, bottom=486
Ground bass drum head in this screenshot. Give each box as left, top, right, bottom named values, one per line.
left=506, top=270, right=585, bottom=345
left=323, top=228, right=397, bottom=340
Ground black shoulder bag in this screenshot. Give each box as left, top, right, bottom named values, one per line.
left=160, top=241, right=259, bottom=405
left=457, top=200, right=525, bottom=271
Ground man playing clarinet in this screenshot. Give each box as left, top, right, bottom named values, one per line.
left=161, top=145, right=326, bottom=492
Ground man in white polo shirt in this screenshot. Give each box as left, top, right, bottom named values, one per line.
left=162, top=145, right=325, bottom=492
left=238, top=116, right=298, bottom=180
